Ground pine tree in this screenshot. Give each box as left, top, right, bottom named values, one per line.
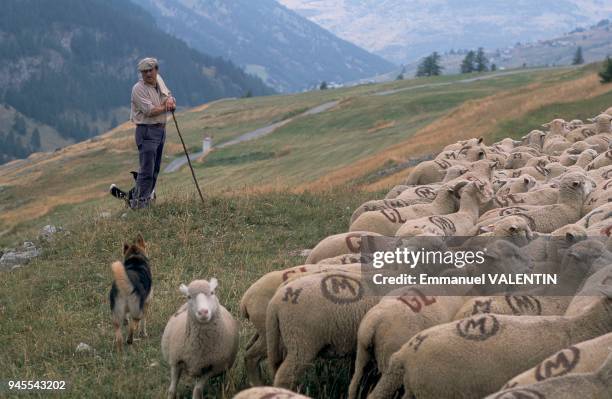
left=460, top=51, right=476, bottom=73
left=416, top=52, right=443, bottom=77
left=599, top=56, right=612, bottom=83
left=13, top=115, right=27, bottom=136
left=491, top=63, right=497, bottom=71
left=474, top=47, right=489, bottom=72
left=319, top=81, right=328, bottom=90
left=572, top=46, right=584, bottom=65
left=30, top=128, right=41, bottom=150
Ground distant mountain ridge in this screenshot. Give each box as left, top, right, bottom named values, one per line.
left=279, top=0, right=612, bottom=64
left=0, top=0, right=273, bottom=164
left=131, top=0, right=395, bottom=92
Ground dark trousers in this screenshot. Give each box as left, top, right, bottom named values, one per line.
left=134, top=124, right=165, bottom=207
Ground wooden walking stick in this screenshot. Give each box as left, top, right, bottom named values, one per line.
left=171, top=110, right=205, bottom=204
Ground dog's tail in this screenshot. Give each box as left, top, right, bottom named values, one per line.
left=111, top=261, right=132, bottom=295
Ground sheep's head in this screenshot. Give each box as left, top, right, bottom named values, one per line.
left=548, top=224, right=588, bottom=261
left=544, top=162, right=567, bottom=180
left=560, top=172, right=595, bottom=200
left=589, top=113, right=612, bottom=133
left=442, top=165, right=468, bottom=182
left=467, top=159, right=496, bottom=179
left=561, top=239, right=605, bottom=278
left=523, top=129, right=546, bottom=148
left=458, top=146, right=487, bottom=162
left=180, top=278, right=219, bottom=323
left=123, top=233, right=146, bottom=258
left=543, top=119, right=568, bottom=135
left=481, top=215, right=534, bottom=245
left=521, top=176, right=537, bottom=191
left=568, top=119, right=583, bottom=129
left=567, top=264, right=612, bottom=317
left=457, top=180, right=494, bottom=205
left=482, top=240, right=531, bottom=275
left=577, top=149, right=598, bottom=163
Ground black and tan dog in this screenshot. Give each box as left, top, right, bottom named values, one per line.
left=109, top=233, right=152, bottom=351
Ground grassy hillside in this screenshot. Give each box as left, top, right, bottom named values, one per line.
left=2, top=63, right=612, bottom=248
left=0, top=190, right=375, bottom=398
left=2, top=62, right=612, bottom=398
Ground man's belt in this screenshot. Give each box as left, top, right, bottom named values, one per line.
left=137, top=123, right=165, bottom=127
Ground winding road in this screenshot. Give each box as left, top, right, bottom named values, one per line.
left=164, top=100, right=339, bottom=173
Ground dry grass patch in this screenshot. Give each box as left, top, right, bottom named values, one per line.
left=368, top=120, right=396, bottom=133
left=299, top=73, right=612, bottom=192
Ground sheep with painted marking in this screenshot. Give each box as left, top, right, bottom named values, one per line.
left=240, top=262, right=361, bottom=386
left=587, top=149, right=612, bottom=171
left=305, top=232, right=381, bottom=264
left=475, top=215, right=534, bottom=246
left=542, top=118, right=571, bottom=155
left=501, top=332, right=612, bottom=390
left=266, top=270, right=381, bottom=389
left=395, top=181, right=494, bottom=237
left=367, top=274, right=612, bottom=399
left=349, top=240, right=530, bottom=399
left=485, top=350, right=612, bottom=399
left=350, top=183, right=460, bottom=236
left=476, top=172, right=594, bottom=233
left=494, top=176, right=537, bottom=201
left=161, top=278, right=239, bottom=399
left=350, top=197, right=430, bottom=224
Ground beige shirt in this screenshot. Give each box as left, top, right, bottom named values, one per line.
left=130, top=75, right=172, bottom=125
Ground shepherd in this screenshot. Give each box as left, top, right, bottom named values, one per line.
left=110, top=57, right=176, bottom=209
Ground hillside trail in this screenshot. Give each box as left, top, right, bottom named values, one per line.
left=163, top=100, right=339, bottom=173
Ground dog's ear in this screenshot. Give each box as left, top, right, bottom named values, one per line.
left=123, top=242, right=130, bottom=255
left=136, top=233, right=145, bottom=249
left=209, top=278, right=218, bottom=294
left=179, top=284, right=190, bottom=297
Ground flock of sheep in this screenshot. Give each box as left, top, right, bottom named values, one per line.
left=165, top=108, right=612, bottom=398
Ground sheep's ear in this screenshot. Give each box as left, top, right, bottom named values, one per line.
left=523, top=177, right=531, bottom=185
left=539, top=132, right=546, bottom=137
left=587, top=118, right=595, bottom=122
left=480, top=225, right=494, bottom=233
left=566, top=232, right=576, bottom=242
left=477, top=137, right=484, bottom=144
left=123, top=242, right=129, bottom=254
left=136, top=233, right=145, bottom=249
left=509, top=225, right=518, bottom=232
left=572, top=180, right=581, bottom=187
left=478, top=150, right=485, bottom=159
left=209, top=278, right=218, bottom=293
left=179, top=284, right=190, bottom=297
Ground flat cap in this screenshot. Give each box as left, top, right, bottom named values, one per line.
left=137, top=57, right=158, bottom=71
